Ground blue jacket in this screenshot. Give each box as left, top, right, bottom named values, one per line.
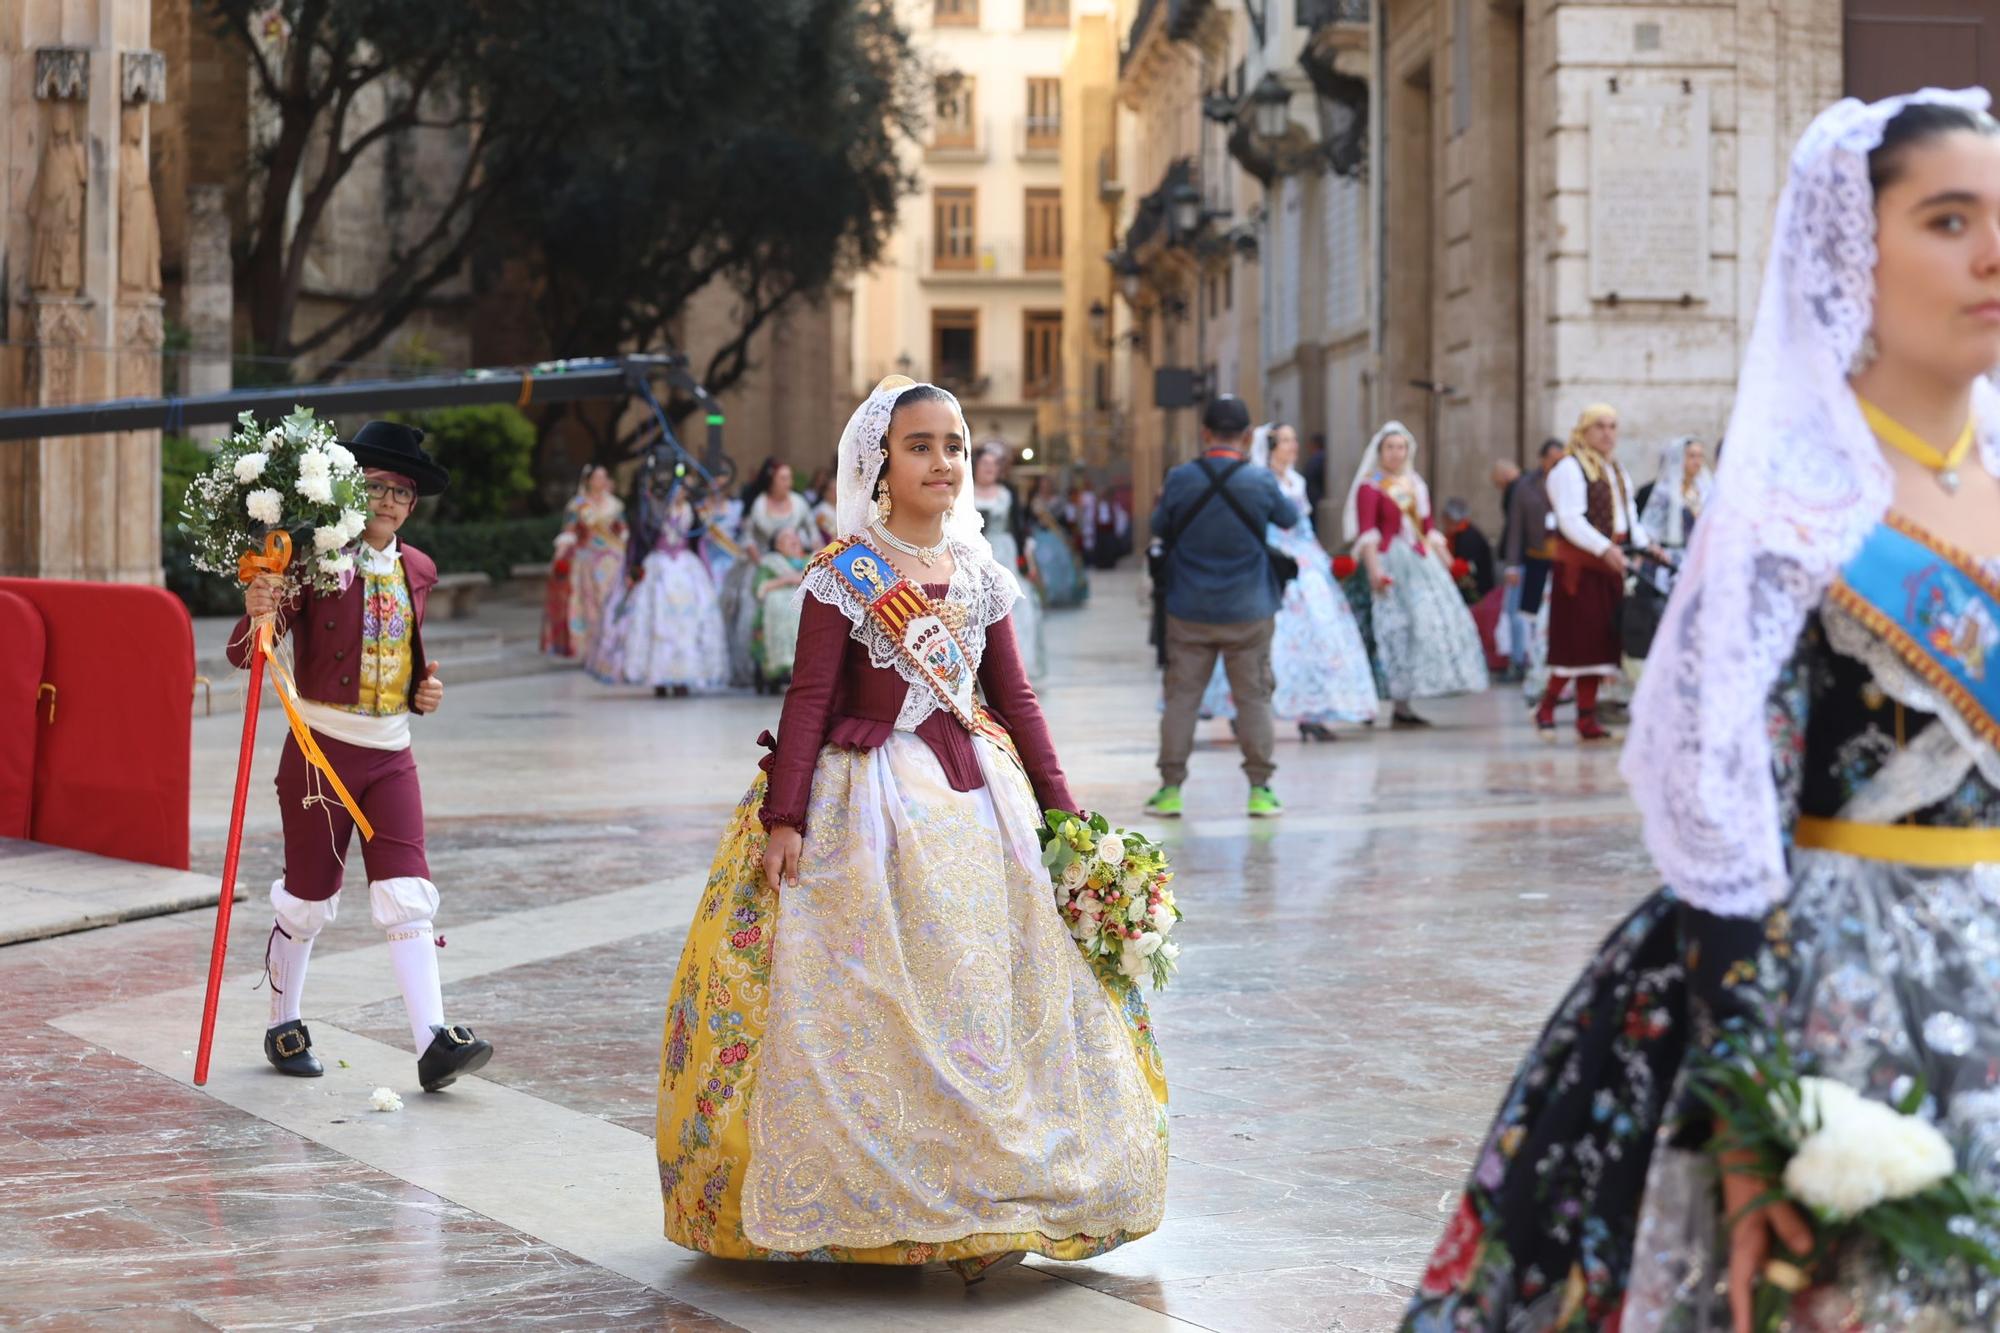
left=1150, top=452, right=1298, bottom=624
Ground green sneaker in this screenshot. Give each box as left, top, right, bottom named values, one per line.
left=1247, top=785, right=1283, bottom=818
left=1143, top=785, right=1184, bottom=818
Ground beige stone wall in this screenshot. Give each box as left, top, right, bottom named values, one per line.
left=1371, top=0, right=1844, bottom=526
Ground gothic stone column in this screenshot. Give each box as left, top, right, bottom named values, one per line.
left=0, top=10, right=166, bottom=585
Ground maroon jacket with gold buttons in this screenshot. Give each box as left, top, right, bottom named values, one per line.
left=225, top=543, right=438, bottom=713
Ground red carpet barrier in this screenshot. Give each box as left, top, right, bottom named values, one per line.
left=0, top=590, right=45, bottom=840
left=0, top=579, right=193, bottom=870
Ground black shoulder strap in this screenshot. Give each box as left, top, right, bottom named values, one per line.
left=1212, top=470, right=1272, bottom=544
left=1160, top=458, right=1245, bottom=551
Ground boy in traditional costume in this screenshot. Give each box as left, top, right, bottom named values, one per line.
left=230, top=421, right=494, bottom=1091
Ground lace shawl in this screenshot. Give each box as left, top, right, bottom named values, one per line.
left=1620, top=87, right=2000, bottom=918
left=797, top=538, right=1020, bottom=732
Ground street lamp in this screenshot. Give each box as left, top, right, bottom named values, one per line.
left=1169, top=183, right=1202, bottom=237
left=1252, top=72, right=1292, bottom=142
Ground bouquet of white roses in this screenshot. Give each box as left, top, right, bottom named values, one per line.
left=1040, top=810, right=1181, bottom=990
left=180, top=407, right=370, bottom=598
left=1695, top=1033, right=2000, bottom=1331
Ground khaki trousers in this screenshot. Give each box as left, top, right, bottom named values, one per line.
left=1158, top=614, right=1276, bottom=788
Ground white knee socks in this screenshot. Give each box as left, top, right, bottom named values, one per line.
left=267, top=879, right=338, bottom=1031
left=266, top=926, right=314, bottom=1028
left=385, top=925, right=445, bottom=1053
left=372, top=878, right=446, bottom=1054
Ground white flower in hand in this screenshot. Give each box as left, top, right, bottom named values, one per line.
left=313, top=524, right=347, bottom=555
left=1061, top=860, right=1087, bottom=890
left=340, top=508, right=369, bottom=541
left=1117, top=947, right=1150, bottom=980
left=1147, top=901, right=1174, bottom=932
left=325, top=442, right=358, bottom=474
left=234, top=451, right=269, bottom=483
left=369, top=1086, right=404, bottom=1113
left=1132, top=931, right=1164, bottom=958
left=296, top=472, right=334, bottom=506
left=245, top=488, right=283, bottom=525
left=1096, top=835, right=1126, bottom=867
left=262, top=428, right=284, bottom=450
left=1783, top=1077, right=1957, bottom=1217
left=318, top=553, right=354, bottom=578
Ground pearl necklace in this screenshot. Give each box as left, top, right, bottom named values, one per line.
left=872, top=521, right=949, bottom=569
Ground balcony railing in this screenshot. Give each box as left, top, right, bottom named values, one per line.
left=919, top=240, right=1064, bottom=281
left=928, top=117, right=991, bottom=161
left=1298, top=0, right=1368, bottom=24
left=1019, top=114, right=1062, bottom=158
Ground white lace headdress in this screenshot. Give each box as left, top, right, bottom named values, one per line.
left=1341, top=420, right=1431, bottom=546
left=1620, top=87, right=2000, bottom=919
left=804, top=376, right=1016, bottom=733
left=831, top=375, right=988, bottom=554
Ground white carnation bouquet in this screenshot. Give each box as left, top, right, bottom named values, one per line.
left=1695, top=1033, right=2000, bottom=1331
left=1040, top=810, right=1181, bottom=990
left=180, top=407, right=370, bottom=597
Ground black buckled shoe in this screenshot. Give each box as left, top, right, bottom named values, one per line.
left=417, top=1024, right=493, bottom=1092
left=264, top=1020, right=324, bottom=1077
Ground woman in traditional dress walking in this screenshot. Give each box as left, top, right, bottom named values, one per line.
left=1404, top=89, right=2000, bottom=1333
left=562, top=465, right=627, bottom=663
left=590, top=480, right=727, bottom=696
left=656, top=376, right=1168, bottom=1280
left=1200, top=424, right=1378, bottom=737
left=1343, top=422, right=1489, bottom=726
left=971, top=443, right=1047, bottom=680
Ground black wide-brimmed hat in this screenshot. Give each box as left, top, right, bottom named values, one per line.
left=340, top=420, right=450, bottom=496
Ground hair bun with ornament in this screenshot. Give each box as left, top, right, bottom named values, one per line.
left=874, top=373, right=917, bottom=395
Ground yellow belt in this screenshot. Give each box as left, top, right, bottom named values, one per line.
left=1793, top=816, right=2000, bottom=867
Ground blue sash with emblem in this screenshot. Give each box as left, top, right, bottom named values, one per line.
left=1831, top=514, right=2000, bottom=748
left=815, top=536, right=1005, bottom=739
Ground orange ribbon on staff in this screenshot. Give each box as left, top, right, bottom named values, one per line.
left=238, top=531, right=374, bottom=841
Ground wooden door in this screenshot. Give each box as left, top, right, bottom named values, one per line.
left=1846, top=2, right=2000, bottom=100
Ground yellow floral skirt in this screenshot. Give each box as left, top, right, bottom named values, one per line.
left=657, top=738, right=1169, bottom=1264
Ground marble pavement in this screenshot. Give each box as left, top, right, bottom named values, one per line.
left=1, top=571, right=1660, bottom=1330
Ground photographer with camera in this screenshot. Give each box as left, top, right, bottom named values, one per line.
left=1145, top=396, right=1299, bottom=819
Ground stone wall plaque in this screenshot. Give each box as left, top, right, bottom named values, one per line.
left=1588, top=84, right=1709, bottom=303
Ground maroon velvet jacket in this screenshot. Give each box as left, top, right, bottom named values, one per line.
left=758, top=584, right=1076, bottom=832
left=225, top=543, right=438, bottom=713
left=1353, top=482, right=1434, bottom=549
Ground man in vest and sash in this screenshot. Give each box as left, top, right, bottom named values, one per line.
left=1535, top=404, right=1665, bottom=741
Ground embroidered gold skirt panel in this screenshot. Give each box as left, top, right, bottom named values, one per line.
left=657, top=737, right=1168, bottom=1264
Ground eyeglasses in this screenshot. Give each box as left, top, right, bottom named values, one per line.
left=364, top=479, right=416, bottom=506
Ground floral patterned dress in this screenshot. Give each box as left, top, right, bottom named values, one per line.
left=1403, top=534, right=2000, bottom=1331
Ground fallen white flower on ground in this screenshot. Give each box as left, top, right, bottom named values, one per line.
left=369, top=1087, right=404, bottom=1113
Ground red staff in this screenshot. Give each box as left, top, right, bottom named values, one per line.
left=193, top=533, right=295, bottom=1084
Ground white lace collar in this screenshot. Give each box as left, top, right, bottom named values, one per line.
left=799, top=538, right=1020, bottom=731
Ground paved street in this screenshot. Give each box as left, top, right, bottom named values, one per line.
left=1, top=570, right=1659, bottom=1331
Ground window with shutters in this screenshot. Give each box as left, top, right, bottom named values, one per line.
left=1025, top=0, right=1068, bottom=27
left=935, top=0, right=978, bottom=27
left=933, top=309, right=979, bottom=382
left=934, top=188, right=977, bottom=270
left=934, top=74, right=975, bottom=149
left=1023, top=311, right=1063, bottom=398
left=1024, top=188, right=1062, bottom=271
left=1025, top=77, right=1062, bottom=150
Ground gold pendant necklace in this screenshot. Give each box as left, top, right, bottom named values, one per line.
left=872, top=521, right=947, bottom=568
left=1857, top=395, right=1976, bottom=494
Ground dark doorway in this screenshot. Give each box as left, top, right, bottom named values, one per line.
left=1846, top=2, right=2000, bottom=100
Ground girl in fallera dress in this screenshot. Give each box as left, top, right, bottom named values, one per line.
left=655, top=376, right=1167, bottom=1281
left=589, top=480, right=728, bottom=696
left=749, top=526, right=808, bottom=690
left=1343, top=422, right=1489, bottom=725
left=1404, top=90, right=2000, bottom=1333
left=971, top=443, right=1047, bottom=681
left=1641, top=435, right=1714, bottom=554
left=1200, top=424, right=1379, bottom=738
left=562, top=464, right=627, bottom=663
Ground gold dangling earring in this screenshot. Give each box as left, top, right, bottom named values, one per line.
left=875, top=487, right=892, bottom=523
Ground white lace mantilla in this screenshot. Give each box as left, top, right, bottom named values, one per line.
left=799, top=539, right=1020, bottom=732
left=1620, top=87, right=2000, bottom=919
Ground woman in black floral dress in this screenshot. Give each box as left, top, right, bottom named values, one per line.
left=1404, top=91, right=2000, bottom=1333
